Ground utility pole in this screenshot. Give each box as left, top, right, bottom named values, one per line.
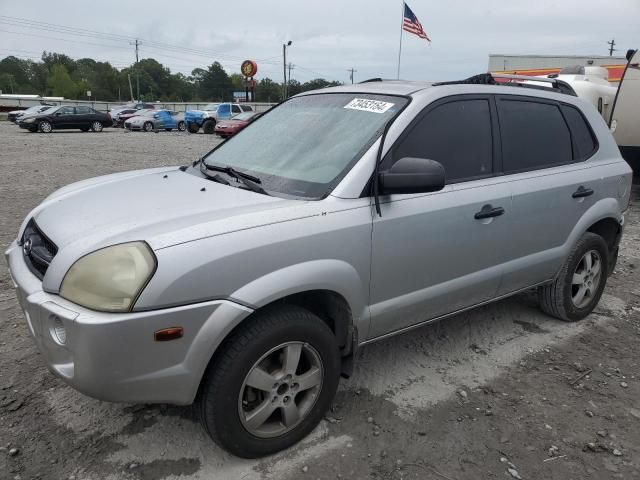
left=288, top=63, right=295, bottom=91
left=130, top=39, right=141, bottom=100
left=282, top=40, right=292, bottom=100
left=607, top=38, right=617, bottom=56
left=347, top=68, right=357, bottom=84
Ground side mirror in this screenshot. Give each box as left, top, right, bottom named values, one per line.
left=154, top=114, right=160, bottom=119
left=378, top=157, right=445, bottom=195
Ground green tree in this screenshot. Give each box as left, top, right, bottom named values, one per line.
left=256, top=77, right=282, bottom=103
left=200, top=62, right=232, bottom=101
left=47, top=64, right=78, bottom=98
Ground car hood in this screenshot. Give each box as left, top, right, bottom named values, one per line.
left=27, top=167, right=304, bottom=257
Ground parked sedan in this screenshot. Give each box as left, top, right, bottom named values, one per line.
left=124, top=109, right=180, bottom=132
left=117, top=109, right=154, bottom=127
left=214, top=111, right=262, bottom=138
left=19, top=105, right=113, bottom=133
left=8, top=105, right=55, bottom=123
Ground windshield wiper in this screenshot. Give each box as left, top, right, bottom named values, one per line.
left=202, top=163, right=270, bottom=196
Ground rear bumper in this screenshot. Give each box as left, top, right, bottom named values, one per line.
left=5, top=240, right=254, bottom=405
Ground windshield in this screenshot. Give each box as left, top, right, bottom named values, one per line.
left=201, top=93, right=406, bottom=199
left=230, top=112, right=257, bottom=121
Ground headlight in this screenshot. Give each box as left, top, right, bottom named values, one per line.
left=23, top=118, right=35, bottom=123
left=60, top=242, right=156, bottom=312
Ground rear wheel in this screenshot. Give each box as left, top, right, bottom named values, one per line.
left=187, top=122, right=199, bottom=133
left=177, top=121, right=186, bottom=132
left=197, top=305, right=340, bottom=458
left=143, top=122, right=153, bottom=132
left=91, top=121, right=103, bottom=132
left=202, top=119, right=216, bottom=134
left=38, top=120, right=52, bottom=133
left=538, top=232, right=609, bottom=321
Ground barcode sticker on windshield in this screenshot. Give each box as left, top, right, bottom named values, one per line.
left=344, top=98, right=394, bottom=114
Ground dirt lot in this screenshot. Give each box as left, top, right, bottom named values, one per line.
left=0, top=121, right=639, bottom=480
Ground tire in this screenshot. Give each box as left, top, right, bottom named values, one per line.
left=187, top=122, right=199, bottom=134
left=197, top=305, right=340, bottom=458
left=202, top=119, right=216, bottom=134
left=538, top=232, right=609, bottom=322
left=91, top=121, right=103, bottom=132
left=178, top=121, right=186, bottom=132
left=38, top=120, right=52, bottom=133
left=143, top=122, right=153, bottom=132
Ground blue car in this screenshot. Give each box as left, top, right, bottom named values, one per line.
left=185, top=102, right=253, bottom=134
left=124, top=109, right=185, bottom=132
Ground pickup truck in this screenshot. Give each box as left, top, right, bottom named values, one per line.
left=185, top=102, right=254, bottom=134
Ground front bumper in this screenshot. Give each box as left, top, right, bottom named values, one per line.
left=5, top=240, right=253, bottom=405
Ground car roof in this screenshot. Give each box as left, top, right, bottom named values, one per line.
left=300, top=80, right=433, bottom=97
left=298, top=75, right=580, bottom=101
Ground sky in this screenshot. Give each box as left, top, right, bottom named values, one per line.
left=0, top=0, right=638, bottom=84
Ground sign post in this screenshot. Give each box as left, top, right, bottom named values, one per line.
left=241, top=60, right=258, bottom=103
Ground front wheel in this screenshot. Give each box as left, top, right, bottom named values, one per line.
left=202, top=119, right=216, bottom=134
left=143, top=122, right=153, bottom=132
left=91, top=121, right=103, bottom=132
left=197, top=305, right=340, bottom=458
left=177, top=121, right=186, bottom=132
left=538, top=232, right=609, bottom=322
left=187, top=122, right=199, bottom=133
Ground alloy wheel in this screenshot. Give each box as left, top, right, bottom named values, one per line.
left=571, top=249, right=602, bottom=308
left=39, top=121, right=52, bottom=133
left=238, top=341, right=323, bottom=438
left=92, top=121, right=103, bottom=132
left=144, top=122, right=153, bottom=132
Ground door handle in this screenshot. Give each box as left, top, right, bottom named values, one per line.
left=572, top=186, right=594, bottom=198
left=474, top=204, right=505, bottom=220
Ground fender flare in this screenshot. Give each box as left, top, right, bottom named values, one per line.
left=559, top=197, right=623, bottom=265
left=230, top=259, right=369, bottom=335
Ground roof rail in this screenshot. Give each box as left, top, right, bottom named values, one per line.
left=491, top=73, right=577, bottom=96
left=433, top=72, right=577, bottom=96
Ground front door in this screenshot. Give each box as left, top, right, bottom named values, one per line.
left=368, top=96, right=511, bottom=339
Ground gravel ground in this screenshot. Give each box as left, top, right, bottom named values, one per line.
left=0, top=122, right=639, bottom=480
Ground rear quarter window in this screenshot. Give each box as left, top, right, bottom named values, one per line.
left=560, top=104, right=597, bottom=160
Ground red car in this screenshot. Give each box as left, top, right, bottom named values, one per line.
left=214, top=111, right=262, bottom=137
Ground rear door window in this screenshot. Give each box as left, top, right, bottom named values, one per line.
left=560, top=105, right=597, bottom=160
left=388, top=98, right=494, bottom=183
left=497, top=98, right=573, bottom=173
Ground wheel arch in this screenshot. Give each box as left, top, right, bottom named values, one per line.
left=563, top=198, right=623, bottom=273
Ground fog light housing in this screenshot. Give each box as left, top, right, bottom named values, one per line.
left=50, top=315, right=67, bottom=345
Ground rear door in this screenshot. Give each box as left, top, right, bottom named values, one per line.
left=496, top=96, right=600, bottom=293
left=369, top=95, right=512, bottom=339
left=75, top=106, right=93, bottom=128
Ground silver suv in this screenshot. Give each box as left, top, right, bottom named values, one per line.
left=5, top=76, right=632, bottom=458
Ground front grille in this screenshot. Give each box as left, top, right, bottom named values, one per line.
left=21, top=219, right=58, bottom=280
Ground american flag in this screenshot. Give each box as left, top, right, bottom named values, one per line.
left=403, top=2, right=430, bottom=41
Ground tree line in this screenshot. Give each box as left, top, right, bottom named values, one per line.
left=0, top=52, right=343, bottom=103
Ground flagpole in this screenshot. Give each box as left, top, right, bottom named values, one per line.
left=397, top=0, right=404, bottom=79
